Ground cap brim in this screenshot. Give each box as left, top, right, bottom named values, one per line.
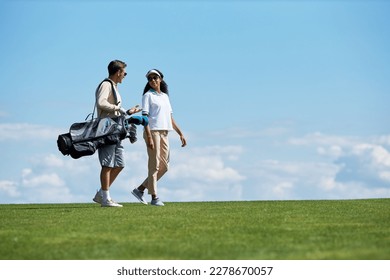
left=146, top=70, right=161, bottom=78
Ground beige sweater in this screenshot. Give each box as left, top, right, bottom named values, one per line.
left=96, top=80, right=122, bottom=118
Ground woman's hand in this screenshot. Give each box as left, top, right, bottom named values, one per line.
left=147, top=135, right=155, bottom=150
left=180, top=135, right=187, bottom=147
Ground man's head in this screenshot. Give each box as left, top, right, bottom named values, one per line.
left=108, top=60, right=127, bottom=83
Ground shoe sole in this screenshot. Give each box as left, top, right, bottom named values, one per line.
left=131, top=191, right=148, bottom=205
left=101, top=204, right=123, bottom=207
left=151, top=201, right=165, bottom=206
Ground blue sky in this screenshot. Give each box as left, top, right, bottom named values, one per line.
left=1, top=0, right=389, bottom=204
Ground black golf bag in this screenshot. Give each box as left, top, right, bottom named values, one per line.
left=57, top=115, right=148, bottom=159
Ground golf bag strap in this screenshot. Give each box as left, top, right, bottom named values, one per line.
left=87, top=79, right=117, bottom=120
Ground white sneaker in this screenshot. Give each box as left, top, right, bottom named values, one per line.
left=151, top=198, right=165, bottom=206
left=93, top=190, right=102, bottom=204
left=101, top=199, right=123, bottom=207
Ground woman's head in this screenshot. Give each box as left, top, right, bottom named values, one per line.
left=144, top=69, right=168, bottom=95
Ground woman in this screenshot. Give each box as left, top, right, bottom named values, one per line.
left=131, top=69, right=187, bottom=206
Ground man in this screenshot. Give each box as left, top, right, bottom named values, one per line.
left=92, top=60, right=129, bottom=207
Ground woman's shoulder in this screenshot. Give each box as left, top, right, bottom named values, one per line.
left=144, top=89, right=167, bottom=96
left=143, top=90, right=153, bottom=97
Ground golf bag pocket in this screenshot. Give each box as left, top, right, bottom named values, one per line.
left=71, top=142, right=97, bottom=159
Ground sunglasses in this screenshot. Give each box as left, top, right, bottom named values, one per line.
left=147, top=75, right=159, bottom=81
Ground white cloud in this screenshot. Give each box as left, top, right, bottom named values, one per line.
left=335, top=144, right=390, bottom=187
left=0, top=152, right=101, bottom=203
left=169, top=155, right=244, bottom=182
left=0, top=180, right=20, bottom=198
left=42, top=154, right=65, bottom=168
left=22, top=170, right=65, bottom=188
left=0, top=123, right=62, bottom=141
left=168, top=146, right=245, bottom=183
left=376, top=135, right=390, bottom=146
left=244, top=159, right=342, bottom=200
left=273, top=181, right=294, bottom=196
left=288, top=132, right=355, bottom=147
left=317, top=145, right=343, bottom=157
left=370, top=145, right=390, bottom=167
left=285, top=133, right=390, bottom=197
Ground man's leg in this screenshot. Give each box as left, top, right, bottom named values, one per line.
left=109, top=167, right=124, bottom=187
left=98, top=142, right=124, bottom=207
left=100, top=166, right=111, bottom=191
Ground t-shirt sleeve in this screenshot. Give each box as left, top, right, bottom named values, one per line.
left=142, top=93, right=150, bottom=116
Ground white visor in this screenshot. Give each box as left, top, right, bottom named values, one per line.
left=146, top=69, right=161, bottom=78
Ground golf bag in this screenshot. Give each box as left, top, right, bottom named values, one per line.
left=57, top=78, right=148, bottom=159
left=57, top=115, right=148, bottom=159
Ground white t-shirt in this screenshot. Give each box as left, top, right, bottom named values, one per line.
left=142, top=89, right=173, bottom=131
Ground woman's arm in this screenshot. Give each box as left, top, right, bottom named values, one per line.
left=144, top=124, right=154, bottom=150
left=171, top=115, right=187, bottom=147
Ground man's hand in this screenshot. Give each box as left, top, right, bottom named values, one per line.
left=127, top=105, right=142, bottom=115
left=119, top=107, right=127, bottom=115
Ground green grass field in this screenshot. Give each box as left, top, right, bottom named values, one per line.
left=0, top=199, right=389, bottom=260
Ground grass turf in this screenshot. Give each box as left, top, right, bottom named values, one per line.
left=0, top=199, right=389, bottom=260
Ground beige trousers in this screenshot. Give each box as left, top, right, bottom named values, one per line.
left=142, top=130, right=170, bottom=195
